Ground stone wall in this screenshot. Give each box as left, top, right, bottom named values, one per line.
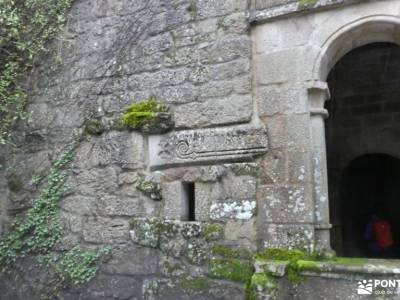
left=2, top=0, right=400, bottom=299
left=0, top=0, right=257, bottom=298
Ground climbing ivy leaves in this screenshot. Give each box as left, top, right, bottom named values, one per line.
left=0, top=0, right=73, bottom=144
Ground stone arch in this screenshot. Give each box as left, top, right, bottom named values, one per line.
left=320, top=29, right=400, bottom=254
left=313, top=15, right=400, bottom=82
left=306, top=10, right=400, bottom=251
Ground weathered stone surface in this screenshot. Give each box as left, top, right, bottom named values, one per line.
left=82, top=216, right=130, bottom=244
left=250, top=0, right=361, bottom=23
left=75, top=131, right=145, bottom=169
left=149, top=125, right=268, bottom=168
left=136, top=175, right=162, bottom=201
left=262, top=224, right=315, bottom=252
left=161, top=181, right=186, bottom=220
left=260, top=185, right=313, bottom=223
left=174, top=94, right=253, bottom=128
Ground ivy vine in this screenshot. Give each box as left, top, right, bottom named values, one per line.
left=0, top=143, right=111, bottom=293
left=0, top=0, right=73, bottom=144
left=0, top=145, right=75, bottom=267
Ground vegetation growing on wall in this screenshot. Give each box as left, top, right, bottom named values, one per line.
left=0, top=146, right=75, bottom=267
left=120, top=96, right=174, bottom=133
left=0, top=0, right=73, bottom=144
left=0, top=144, right=111, bottom=293
left=298, top=0, right=318, bottom=8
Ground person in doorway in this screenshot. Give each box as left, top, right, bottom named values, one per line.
left=365, top=213, right=395, bottom=258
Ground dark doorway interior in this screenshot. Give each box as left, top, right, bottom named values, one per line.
left=338, top=154, right=400, bottom=258
left=326, top=42, right=400, bottom=258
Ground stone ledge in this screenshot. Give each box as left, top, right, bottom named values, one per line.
left=303, top=259, right=400, bottom=276
left=256, top=258, right=400, bottom=277
left=249, top=0, right=365, bottom=23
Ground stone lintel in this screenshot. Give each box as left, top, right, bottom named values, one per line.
left=149, top=125, right=269, bottom=169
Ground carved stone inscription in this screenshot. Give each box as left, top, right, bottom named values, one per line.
left=149, top=125, right=269, bottom=168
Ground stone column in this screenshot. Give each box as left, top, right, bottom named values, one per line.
left=308, top=81, right=331, bottom=251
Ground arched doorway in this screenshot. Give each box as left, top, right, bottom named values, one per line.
left=326, top=43, right=400, bottom=258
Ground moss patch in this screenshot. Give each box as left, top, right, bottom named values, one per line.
left=120, top=96, right=170, bottom=131
left=299, top=0, right=318, bottom=8
left=332, top=257, right=367, bottom=266
left=256, top=248, right=370, bottom=284
left=180, top=276, right=210, bottom=291
left=255, top=249, right=320, bottom=284
left=246, top=273, right=278, bottom=299
left=210, top=258, right=254, bottom=282
left=255, top=248, right=318, bottom=262
left=212, top=245, right=252, bottom=260
left=202, top=224, right=224, bottom=241
left=295, top=260, right=321, bottom=273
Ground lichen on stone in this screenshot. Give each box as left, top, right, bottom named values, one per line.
left=187, top=241, right=208, bottom=265
left=230, top=163, right=259, bottom=177
left=210, top=200, right=256, bottom=220
left=129, top=217, right=161, bottom=248
left=120, top=96, right=174, bottom=134
left=84, top=117, right=105, bottom=135
left=136, top=175, right=162, bottom=201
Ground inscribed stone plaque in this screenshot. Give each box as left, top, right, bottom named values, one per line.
left=149, top=125, right=268, bottom=168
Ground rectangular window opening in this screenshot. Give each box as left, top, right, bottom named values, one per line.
left=182, top=182, right=195, bottom=221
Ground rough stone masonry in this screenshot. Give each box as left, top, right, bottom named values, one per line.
left=2, top=0, right=400, bottom=299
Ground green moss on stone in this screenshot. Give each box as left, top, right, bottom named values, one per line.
left=255, top=249, right=320, bottom=284
left=245, top=273, right=278, bottom=300
left=252, top=273, right=277, bottom=290
left=180, top=276, right=210, bottom=291
left=255, top=248, right=317, bottom=262
left=255, top=248, right=370, bottom=285
left=299, top=0, right=318, bottom=8
left=295, top=260, right=321, bottom=273
left=212, top=245, right=252, bottom=260
left=246, top=272, right=279, bottom=300
left=203, top=224, right=224, bottom=241
left=209, top=258, right=254, bottom=283
left=121, top=96, right=169, bottom=130
left=331, top=257, right=367, bottom=266
left=123, top=111, right=156, bottom=128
